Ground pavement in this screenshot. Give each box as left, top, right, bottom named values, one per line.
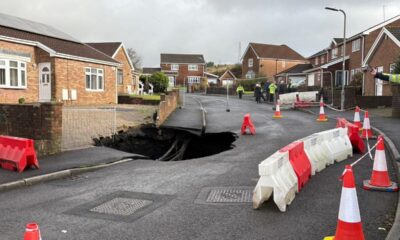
left=0, top=147, right=146, bottom=185
left=0, top=94, right=398, bottom=239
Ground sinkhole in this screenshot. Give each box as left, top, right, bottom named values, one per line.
left=93, top=124, right=238, bottom=161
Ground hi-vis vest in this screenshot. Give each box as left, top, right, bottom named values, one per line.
left=383, top=73, right=400, bottom=84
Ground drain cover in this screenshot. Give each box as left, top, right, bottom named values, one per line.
left=90, top=198, right=153, bottom=216
left=64, top=191, right=174, bottom=222
left=195, top=187, right=253, bottom=205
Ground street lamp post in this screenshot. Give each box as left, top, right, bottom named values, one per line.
left=325, top=7, right=346, bottom=110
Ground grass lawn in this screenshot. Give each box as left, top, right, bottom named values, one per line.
left=244, top=91, right=254, bottom=95
left=130, top=94, right=161, bottom=101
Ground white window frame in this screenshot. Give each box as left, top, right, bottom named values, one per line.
left=85, top=67, right=104, bottom=91
left=248, top=58, right=253, bottom=67
left=332, top=48, right=338, bottom=59
left=335, top=70, right=349, bottom=87
left=390, top=63, right=396, bottom=74
left=117, top=69, right=123, bottom=85
left=0, top=59, right=27, bottom=89
left=171, top=64, right=179, bottom=71
left=188, top=64, right=198, bottom=71
left=352, top=39, right=361, bottom=52
left=187, top=76, right=201, bottom=84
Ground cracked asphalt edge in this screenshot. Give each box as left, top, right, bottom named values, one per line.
left=0, top=158, right=137, bottom=192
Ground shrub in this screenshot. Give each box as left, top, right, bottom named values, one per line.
left=149, top=72, right=169, bottom=93
left=18, top=97, right=25, bottom=104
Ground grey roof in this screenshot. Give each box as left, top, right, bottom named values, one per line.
left=276, top=64, right=313, bottom=76
left=0, top=12, right=79, bottom=43
left=387, top=27, right=400, bottom=41
left=142, top=67, right=161, bottom=74
left=161, top=53, right=205, bottom=64
left=308, top=49, right=327, bottom=58
left=333, top=38, right=344, bottom=44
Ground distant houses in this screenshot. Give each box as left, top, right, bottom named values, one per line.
left=0, top=12, right=137, bottom=105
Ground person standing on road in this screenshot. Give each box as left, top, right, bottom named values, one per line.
left=268, top=81, right=277, bottom=102
left=287, top=79, right=292, bottom=93
left=264, top=81, right=270, bottom=101
left=370, top=67, right=400, bottom=83
left=236, top=84, right=244, bottom=99
left=254, top=83, right=263, bottom=103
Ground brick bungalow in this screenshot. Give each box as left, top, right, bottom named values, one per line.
left=0, top=12, right=120, bottom=105
left=86, top=42, right=139, bottom=95
left=160, top=53, right=205, bottom=86
left=305, top=15, right=400, bottom=96
left=241, top=42, right=308, bottom=79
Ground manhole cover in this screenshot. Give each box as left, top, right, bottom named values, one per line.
left=64, top=191, right=174, bottom=222
left=195, top=187, right=253, bottom=205
left=90, top=198, right=153, bottom=216
left=206, top=189, right=252, bottom=203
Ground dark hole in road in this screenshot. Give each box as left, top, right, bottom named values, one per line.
left=93, top=124, right=237, bottom=161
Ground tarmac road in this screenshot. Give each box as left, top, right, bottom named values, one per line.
left=0, top=94, right=397, bottom=240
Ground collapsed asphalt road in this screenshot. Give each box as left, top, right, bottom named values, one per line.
left=0, top=94, right=397, bottom=240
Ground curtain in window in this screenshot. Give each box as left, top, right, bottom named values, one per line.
left=10, top=68, right=18, bottom=86
left=0, top=69, right=5, bottom=85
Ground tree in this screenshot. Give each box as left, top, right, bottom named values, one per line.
left=126, top=48, right=142, bottom=70
left=149, top=72, right=169, bottom=93
left=206, top=61, right=214, bottom=67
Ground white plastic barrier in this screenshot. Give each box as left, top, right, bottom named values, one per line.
left=278, top=92, right=299, bottom=105
left=301, top=134, right=330, bottom=175
left=314, top=128, right=353, bottom=164
left=253, top=151, right=298, bottom=212
left=298, top=91, right=318, bottom=102
left=138, top=81, right=144, bottom=95
left=148, top=83, right=154, bottom=95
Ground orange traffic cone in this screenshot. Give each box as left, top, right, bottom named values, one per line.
left=361, top=111, right=375, bottom=139
left=324, top=165, right=365, bottom=240
left=24, top=223, right=42, bottom=240
left=317, top=96, right=328, bottom=122
left=353, top=106, right=362, bottom=130
left=273, top=100, right=283, bottom=119
left=241, top=113, right=255, bottom=135
left=363, top=136, right=399, bottom=192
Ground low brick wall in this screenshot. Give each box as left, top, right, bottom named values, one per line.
left=206, top=87, right=236, bottom=95
left=157, top=89, right=179, bottom=125
left=118, top=95, right=160, bottom=105
left=328, top=87, right=392, bottom=109
left=0, top=103, right=62, bottom=156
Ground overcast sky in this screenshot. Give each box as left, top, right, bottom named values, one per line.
left=1, top=0, right=399, bottom=67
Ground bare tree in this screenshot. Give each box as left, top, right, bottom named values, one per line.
left=127, top=48, right=142, bottom=70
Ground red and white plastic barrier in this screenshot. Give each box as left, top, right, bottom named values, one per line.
left=253, top=151, right=298, bottom=212
left=253, top=127, right=354, bottom=212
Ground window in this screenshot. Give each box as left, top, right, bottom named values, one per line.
left=320, top=56, right=325, bottom=64
left=187, top=76, right=201, bottom=84
left=282, top=61, right=286, bottom=68
left=245, top=70, right=255, bottom=79
left=85, top=67, right=104, bottom=91
left=171, top=64, right=179, bottom=71
left=0, top=59, right=27, bottom=88
left=351, top=69, right=355, bottom=80
left=188, top=64, right=198, bottom=71
left=335, top=70, right=349, bottom=87
left=117, top=69, right=123, bottom=85
left=352, top=39, right=361, bottom=52
left=332, top=48, right=338, bottom=59
left=248, top=58, right=253, bottom=67
left=390, top=63, right=396, bottom=74
left=315, top=57, right=319, bottom=65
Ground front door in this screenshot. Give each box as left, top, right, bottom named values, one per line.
left=39, top=63, right=51, bottom=102
left=375, top=66, right=383, bottom=96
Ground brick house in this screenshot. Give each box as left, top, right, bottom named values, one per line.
left=305, top=15, right=400, bottom=96
left=0, top=13, right=120, bottom=105
left=86, top=42, right=138, bottom=95
left=160, top=53, right=205, bottom=86
left=275, top=63, right=313, bottom=86
left=241, top=42, right=308, bottom=79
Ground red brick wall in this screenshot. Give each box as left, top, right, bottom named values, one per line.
left=53, top=58, right=117, bottom=105
left=161, top=63, right=204, bottom=85
left=157, top=89, right=179, bottom=125
left=364, top=38, right=400, bottom=96
left=0, top=102, right=62, bottom=155
left=242, top=47, right=259, bottom=77
left=114, top=47, right=135, bottom=94
left=259, top=59, right=307, bottom=78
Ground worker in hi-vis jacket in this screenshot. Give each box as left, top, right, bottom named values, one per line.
left=370, top=67, right=400, bottom=84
